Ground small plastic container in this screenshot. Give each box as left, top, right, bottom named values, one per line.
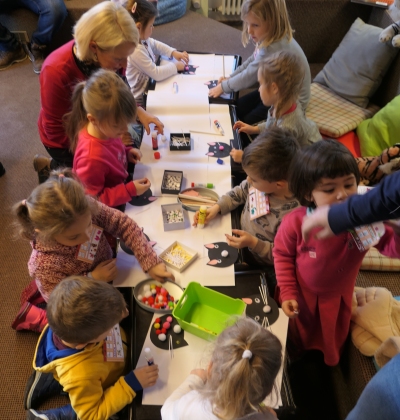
left=161, top=170, right=183, bottom=195
left=170, top=133, right=191, bottom=151
left=159, top=241, right=198, bottom=273
left=173, top=282, right=247, bottom=341
left=161, top=203, right=186, bottom=231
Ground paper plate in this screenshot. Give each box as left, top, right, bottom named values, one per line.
left=177, top=187, right=219, bottom=212
left=133, top=279, right=184, bottom=313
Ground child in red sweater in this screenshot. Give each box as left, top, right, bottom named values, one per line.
left=273, top=140, right=400, bottom=366
left=65, top=68, right=150, bottom=208
left=12, top=169, right=174, bottom=333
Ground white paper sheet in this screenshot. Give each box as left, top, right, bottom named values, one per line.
left=137, top=310, right=288, bottom=408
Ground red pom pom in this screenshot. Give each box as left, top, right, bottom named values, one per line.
left=161, top=328, right=167, bottom=334
left=148, top=297, right=154, bottom=305
left=141, top=297, right=147, bottom=303
left=156, top=329, right=161, bottom=335
left=155, top=317, right=161, bottom=323
left=169, top=296, right=174, bottom=302
left=155, top=286, right=161, bottom=293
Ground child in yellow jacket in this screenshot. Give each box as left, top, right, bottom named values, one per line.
left=25, top=276, right=158, bottom=420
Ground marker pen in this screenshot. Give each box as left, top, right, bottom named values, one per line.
left=144, top=347, right=155, bottom=365
left=191, top=182, right=214, bottom=189
left=214, top=120, right=224, bottom=135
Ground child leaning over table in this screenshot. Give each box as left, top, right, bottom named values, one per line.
left=193, top=127, right=299, bottom=269
left=24, top=276, right=159, bottom=420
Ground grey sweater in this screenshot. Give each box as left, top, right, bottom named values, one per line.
left=217, top=180, right=299, bottom=264
left=258, top=104, right=321, bottom=146
left=221, top=37, right=311, bottom=111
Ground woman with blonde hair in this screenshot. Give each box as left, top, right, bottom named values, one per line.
left=34, top=1, right=164, bottom=183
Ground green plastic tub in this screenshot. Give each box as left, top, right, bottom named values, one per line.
left=173, top=282, right=247, bottom=341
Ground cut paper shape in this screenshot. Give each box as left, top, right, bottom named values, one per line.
left=204, top=242, right=238, bottom=267
left=206, top=142, right=232, bottom=158
left=242, top=298, right=253, bottom=305
left=150, top=314, right=188, bottom=350
left=129, top=189, right=157, bottom=206
left=245, top=293, right=280, bottom=326
left=205, top=80, right=218, bottom=89
left=180, top=64, right=198, bottom=75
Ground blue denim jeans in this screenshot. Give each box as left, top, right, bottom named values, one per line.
left=30, top=404, right=77, bottom=420
left=0, top=0, right=67, bottom=49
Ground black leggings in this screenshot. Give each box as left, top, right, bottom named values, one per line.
left=236, top=89, right=269, bottom=125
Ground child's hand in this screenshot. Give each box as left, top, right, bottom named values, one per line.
left=137, top=108, right=164, bottom=135
left=282, top=300, right=299, bottom=318
left=190, top=369, right=207, bottom=383
left=92, top=259, right=118, bottom=282
left=133, top=178, right=151, bottom=196
left=225, top=229, right=257, bottom=249
left=192, top=204, right=220, bottom=227
left=148, top=262, right=175, bottom=283
left=230, top=148, right=244, bottom=163
left=233, top=121, right=259, bottom=135
left=172, top=50, right=189, bottom=64
left=301, top=205, right=334, bottom=242
left=128, top=148, right=142, bottom=164
left=134, top=364, right=159, bottom=388
left=175, top=61, right=186, bottom=72
left=217, top=76, right=229, bottom=84
left=208, top=83, right=224, bottom=98
left=121, top=131, right=135, bottom=147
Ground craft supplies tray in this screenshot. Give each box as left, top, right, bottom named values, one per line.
left=159, top=241, right=198, bottom=273
left=133, top=279, right=184, bottom=313
left=161, top=170, right=183, bottom=195
left=170, top=133, right=191, bottom=151
left=173, top=282, right=246, bottom=341
left=161, top=203, right=186, bottom=231
left=177, top=187, right=219, bottom=212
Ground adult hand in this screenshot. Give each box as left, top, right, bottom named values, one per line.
left=172, top=50, right=189, bottom=64
left=133, top=178, right=151, bottom=196
left=233, top=120, right=259, bottom=135
left=208, top=83, right=224, bottom=98
left=225, top=229, right=257, bottom=249
left=192, top=204, right=220, bottom=227
left=190, top=369, right=207, bottom=383
left=282, top=300, right=299, bottom=318
left=91, top=259, right=118, bottom=282
left=134, top=364, right=159, bottom=388
left=217, top=76, right=229, bottom=84
left=230, top=148, right=244, bottom=163
left=128, top=148, right=142, bottom=164
left=302, top=205, right=334, bottom=242
left=137, top=107, right=164, bottom=135
left=148, top=262, right=175, bottom=283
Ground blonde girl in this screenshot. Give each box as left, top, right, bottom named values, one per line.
left=209, top=0, right=310, bottom=126
left=126, top=0, right=189, bottom=105
left=65, top=68, right=150, bottom=209
left=161, top=317, right=282, bottom=420
left=12, top=169, right=174, bottom=333
left=231, top=51, right=320, bottom=163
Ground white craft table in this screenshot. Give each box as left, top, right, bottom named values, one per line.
left=114, top=54, right=239, bottom=288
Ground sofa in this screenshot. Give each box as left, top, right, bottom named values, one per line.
left=1, top=1, right=399, bottom=418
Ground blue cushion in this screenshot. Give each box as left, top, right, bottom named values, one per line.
left=154, top=0, right=187, bottom=25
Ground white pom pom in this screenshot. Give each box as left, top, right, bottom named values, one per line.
left=221, top=250, right=229, bottom=257
left=144, top=290, right=152, bottom=298
left=143, top=285, right=150, bottom=292
left=137, top=294, right=143, bottom=301
left=161, top=135, right=167, bottom=142
left=173, top=325, right=182, bottom=334
left=263, top=305, right=271, bottom=313
left=158, top=333, right=167, bottom=341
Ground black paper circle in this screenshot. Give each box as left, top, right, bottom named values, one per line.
left=149, top=314, right=188, bottom=350
left=244, top=294, right=279, bottom=326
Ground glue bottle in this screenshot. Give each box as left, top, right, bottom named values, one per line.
left=151, top=131, right=158, bottom=150
left=144, top=347, right=154, bottom=365
left=197, top=205, right=207, bottom=229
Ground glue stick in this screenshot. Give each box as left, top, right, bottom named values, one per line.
left=144, top=347, right=154, bottom=365
left=197, top=205, right=207, bottom=229
left=151, top=131, right=158, bottom=151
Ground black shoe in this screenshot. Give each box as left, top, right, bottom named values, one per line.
left=0, top=162, right=5, bottom=177
left=29, top=43, right=46, bottom=74
left=24, top=370, right=63, bottom=410
left=0, top=44, right=27, bottom=71
left=33, top=154, right=52, bottom=184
